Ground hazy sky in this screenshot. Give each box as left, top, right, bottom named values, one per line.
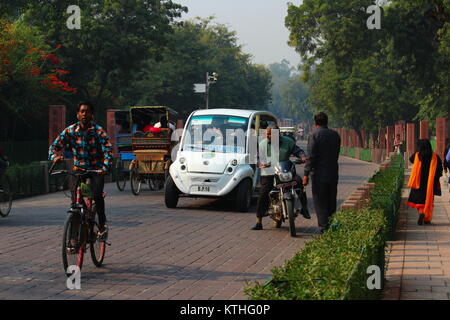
left=176, top=0, right=302, bottom=67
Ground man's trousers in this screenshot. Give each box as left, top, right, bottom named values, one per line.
left=311, top=178, right=338, bottom=231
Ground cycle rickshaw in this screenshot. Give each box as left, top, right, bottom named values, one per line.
left=129, top=106, right=178, bottom=195
left=114, top=110, right=135, bottom=191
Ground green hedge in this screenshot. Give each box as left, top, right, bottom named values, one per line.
left=340, top=147, right=372, bottom=162
left=430, top=139, right=436, bottom=152
left=360, top=149, right=372, bottom=162
left=245, top=154, right=404, bottom=300
left=244, top=208, right=386, bottom=300
left=6, top=162, right=45, bottom=199
left=369, top=154, right=404, bottom=239
left=4, top=161, right=67, bottom=200
left=4, top=158, right=122, bottom=200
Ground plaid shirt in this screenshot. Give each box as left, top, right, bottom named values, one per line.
left=49, top=121, right=113, bottom=172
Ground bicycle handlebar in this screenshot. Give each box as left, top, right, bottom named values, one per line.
left=48, top=162, right=103, bottom=176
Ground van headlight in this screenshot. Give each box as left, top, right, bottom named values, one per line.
left=231, top=159, right=238, bottom=166
left=179, top=157, right=186, bottom=164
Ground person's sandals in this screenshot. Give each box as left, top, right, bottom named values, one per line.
left=418, top=214, right=425, bottom=225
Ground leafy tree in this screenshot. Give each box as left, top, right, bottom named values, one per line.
left=0, top=19, right=75, bottom=140
left=285, top=0, right=449, bottom=142
left=118, top=18, right=272, bottom=119
left=22, top=0, right=188, bottom=119
left=280, top=77, right=312, bottom=124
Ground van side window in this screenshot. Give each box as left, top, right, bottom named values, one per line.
left=260, top=115, right=278, bottom=129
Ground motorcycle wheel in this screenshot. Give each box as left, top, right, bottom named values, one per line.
left=286, top=200, right=296, bottom=237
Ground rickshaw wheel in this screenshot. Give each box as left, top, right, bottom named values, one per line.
left=130, top=169, right=141, bottom=196
left=148, top=178, right=157, bottom=191
left=116, top=161, right=127, bottom=191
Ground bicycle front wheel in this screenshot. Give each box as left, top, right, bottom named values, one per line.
left=0, top=175, right=12, bottom=217
left=90, top=210, right=106, bottom=267
left=62, top=212, right=84, bottom=277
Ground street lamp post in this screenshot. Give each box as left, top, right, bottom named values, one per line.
left=205, top=72, right=218, bottom=109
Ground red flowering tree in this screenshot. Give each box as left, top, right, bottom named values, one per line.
left=0, top=19, right=76, bottom=130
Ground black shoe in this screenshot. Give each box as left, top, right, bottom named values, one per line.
left=424, top=221, right=431, bottom=225
left=418, top=214, right=425, bottom=225
left=251, top=223, right=263, bottom=230
left=300, top=208, right=311, bottom=220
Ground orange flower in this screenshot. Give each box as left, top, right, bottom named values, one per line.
left=53, top=69, right=70, bottom=74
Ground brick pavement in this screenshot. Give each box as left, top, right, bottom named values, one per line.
left=384, top=172, right=450, bottom=300
left=0, top=156, right=378, bottom=300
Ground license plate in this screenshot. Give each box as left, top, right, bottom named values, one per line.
left=198, top=185, right=210, bottom=192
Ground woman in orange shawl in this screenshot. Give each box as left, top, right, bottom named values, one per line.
left=407, top=139, right=443, bottom=225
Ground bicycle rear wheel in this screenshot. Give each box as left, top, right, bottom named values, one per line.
left=62, top=212, right=84, bottom=277
left=90, top=209, right=106, bottom=267
left=0, top=175, right=12, bottom=217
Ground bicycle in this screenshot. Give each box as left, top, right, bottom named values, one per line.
left=49, top=163, right=110, bottom=277
left=0, top=173, right=12, bottom=217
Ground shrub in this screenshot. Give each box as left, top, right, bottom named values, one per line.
left=6, top=162, right=45, bottom=199
left=360, top=149, right=372, bottom=162
left=245, top=208, right=386, bottom=300
left=369, top=154, right=404, bottom=239
left=5, top=161, right=68, bottom=199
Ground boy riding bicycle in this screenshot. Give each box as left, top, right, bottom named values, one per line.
left=49, top=102, right=113, bottom=240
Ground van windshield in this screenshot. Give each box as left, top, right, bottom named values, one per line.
left=182, top=115, right=249, bottom=153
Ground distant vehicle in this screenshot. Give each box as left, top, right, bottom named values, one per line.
left=165, top=108, right=279, bottom=212
left=279, top=118, right=293, bottom=127
left=280, top=127, right=297, bottom=142
left=129, top=106, right=179, bottom=195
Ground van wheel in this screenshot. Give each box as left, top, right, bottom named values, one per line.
left=235, top=179, right=252, bottom=212
left=165, top=175, right=180, bottom=208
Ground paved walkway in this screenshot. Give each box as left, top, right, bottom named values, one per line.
left=0, top=156, right=378, bottom=300
left=384, top=172, right=450, bottom=300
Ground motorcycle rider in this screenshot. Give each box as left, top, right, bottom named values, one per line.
left=251, top=124, right=311, bottom=230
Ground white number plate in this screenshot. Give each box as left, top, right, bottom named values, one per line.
left=197, top=185, right=210, bottom=192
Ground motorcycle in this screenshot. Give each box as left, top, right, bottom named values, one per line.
left=267, top=159, right=307, bottom=237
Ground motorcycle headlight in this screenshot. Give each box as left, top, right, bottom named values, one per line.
left=279, top=172, right=292, bottom=182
